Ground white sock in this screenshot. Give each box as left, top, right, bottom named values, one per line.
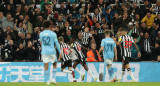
left=120, top=71, right=125, bottom=80
left=129, top=70, right=135, bottom=80
left=62, top=70, right=72, bottom=73
left=75, top=68, right=82, bottom=76
left=88, top=70, right=95, bottom=78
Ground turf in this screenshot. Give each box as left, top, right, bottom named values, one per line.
left=0, top=82, right=160, bottom=86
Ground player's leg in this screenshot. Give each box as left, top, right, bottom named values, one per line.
left=119, top=57, right=126, bottom=82
left=125, top=58, right=135, bottom=82
left=73, top=60, right=83, bottom=76
left=106, top=59, right=116, bottom=82
left=82, top=62, right=97, bottom=82
left=44, top=63, right=50, bottom=82
left=61, top=61, right=72, bottom=73
left=68, top=67, right=76, bottom=82
left=50, top=55, right=58, bottom=85
left=68, top=60, right=76, bottom=82
left=73, top=60, right=85, bottom=81
left=42, top=55, right=50, bottom=85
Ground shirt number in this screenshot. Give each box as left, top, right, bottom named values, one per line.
left=42, top=36, right=50, bottom=46
left=124, top=41, right=132, bottom=48
left=63, top=48, right=69, bottom=54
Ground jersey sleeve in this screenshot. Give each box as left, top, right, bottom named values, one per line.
left=101, top=39, right=104, bottom=47
left=54, top=34, right=61, bottom=54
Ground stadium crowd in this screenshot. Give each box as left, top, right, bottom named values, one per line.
left=0, top=0, right=160, bottom=62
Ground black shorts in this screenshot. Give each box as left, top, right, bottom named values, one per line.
left=75, top=58, right=86, bottom=66
left=61, top=60, right=72, bottom=68
left=122, top=57, right=131, bottom=65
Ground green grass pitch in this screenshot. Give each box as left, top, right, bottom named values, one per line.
left=0, top=82, right=160, bottom=86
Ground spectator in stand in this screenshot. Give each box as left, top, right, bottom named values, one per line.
left=87, top=43, right=102, bottom=62
left=0, top=13, right=14, bottom=30
left=3, top=40, right=17, bottom=61
left=141, top=32, right=152, bottom=61
left=141, top=11, right=157, bottom=29
left=64, top=30, right=72, bottom=43
left=87, top=3, right=102, bottom=22
left=152, top=31, right=160, bottom=61
left=15, top=43, right=26, bottom=61
left=26, top=41, right=38, bottom=61
left=68, top=0, right=83, bottom=17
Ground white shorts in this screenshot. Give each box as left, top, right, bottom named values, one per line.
left=104, top=59, right=113, bottom=65
left=42, top=55, right=57, bottom=63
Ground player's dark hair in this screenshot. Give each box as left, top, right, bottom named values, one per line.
left=42, top=20, right=51, bottom=28
left=105, top=30, right=110, bottom=35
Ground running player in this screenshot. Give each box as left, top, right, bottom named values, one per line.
left=114, top=29, right=141, bottom=82
left=98, top=31, right=118, bottom=82
left=39, top=20, right=61, bottom=85
left=58, top=36, right=76, bottom=82
left=71, top=37, right=97, bottom=82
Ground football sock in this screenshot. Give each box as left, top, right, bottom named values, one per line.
left=120, top=69, right=125, bottom=80
left=71, top=70, right=76, bottom=80
left=44, top=70, right=49, bottom=82
left=88, top=70, right=95, bottom=78
left=75, top=68, right=82, bottom=76
left=52, top=68, right=57, bottom=80
left=62, top=70, right=72, bottom=73
left=127, top=68, right=135, bottom=80
left=108, top=67, right=115, bottom=79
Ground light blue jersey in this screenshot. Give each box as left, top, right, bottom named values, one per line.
left=101, top=37, right=116, bottom=59
left=40, top=30, right=61, bottom=55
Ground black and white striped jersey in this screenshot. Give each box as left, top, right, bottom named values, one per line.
left=90, top=13, right=101, bottom=22
left=118, top=35, right=135, bottom=57
left=81, top=32, right=92, bottom=46
left=132, top=27, right=138, bottom=34
left=144, top=39, right=151, bottom=52
left=60, top=43, right=71, bottom=62
left=72, top=41, right=85, bottom=62
left=153, top=6, right=160, bottom=15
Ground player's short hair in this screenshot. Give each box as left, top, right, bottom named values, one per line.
left=105, top=30, right=110, bottom=35
left=58, top=36, right=64, bottom=42
left=42, top=20, right=51, bottom=28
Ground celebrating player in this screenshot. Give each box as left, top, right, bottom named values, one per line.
left=114, top=29, right=141, bottom=82
left=71, top=37, right=97, bottom=82
left=58, top=36, right=76, bottom=82
left=98, top=31, right=118, bottom=82
left=39, top=20, right=61, bottom=85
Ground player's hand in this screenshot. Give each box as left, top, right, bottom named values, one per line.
left=138, top=52, right=141, bottom=58
left=58, top=58, right=61, bottom=62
